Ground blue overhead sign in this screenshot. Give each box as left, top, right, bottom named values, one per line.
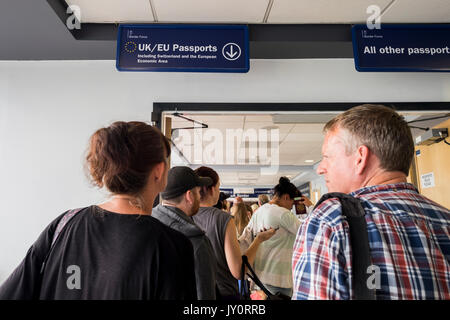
left=220, top=188, right=272, bottom=199
left=116, top=24, right=249, bottom=73
left=352, top=24, right=450, bottom=72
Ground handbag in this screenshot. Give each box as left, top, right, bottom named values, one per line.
left=239, top=255, right=291, bottom=300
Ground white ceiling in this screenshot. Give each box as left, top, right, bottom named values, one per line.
left=381, top=0, right=450, bottom=23
left=166, top=111, right=450, bottom=188
left=168, top=112, right=323, bottom=187
left=268, top=0, right=393, bottom=24
left=65, top=0, right=450, bottom=24
left=169, top=114, right=325, bottom=167
left=154, top=0, right=271, bottom=23
left=66, top=0, right=154, bottom=23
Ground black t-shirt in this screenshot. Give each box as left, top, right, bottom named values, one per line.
left=0, top=205, right=197, bottom=300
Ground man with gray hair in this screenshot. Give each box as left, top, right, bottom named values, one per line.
left=292, top=104, right=450, bottom=300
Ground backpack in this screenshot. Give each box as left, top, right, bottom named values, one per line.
left=314, top=193, right=376, bottom=300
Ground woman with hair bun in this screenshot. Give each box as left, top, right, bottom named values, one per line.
left=0, top=121, right=197, bottom=300
left=240, top=177, right=302, bottom=298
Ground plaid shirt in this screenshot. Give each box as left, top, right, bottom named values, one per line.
left=292, top=183, right=450, bottom=300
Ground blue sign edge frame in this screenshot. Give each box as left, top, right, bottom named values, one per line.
left=352, top=24, right=450, bottom=73
left=116, top=24, right=250, bottom=73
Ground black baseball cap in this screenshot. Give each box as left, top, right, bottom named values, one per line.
left=161, top=166, right=213, bottom=200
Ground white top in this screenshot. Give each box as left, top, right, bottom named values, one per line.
left=244, top=203, right=302, bottom=289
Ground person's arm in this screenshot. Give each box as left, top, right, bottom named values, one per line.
left=300, top=196, right=313, bottom=207
left=292, top=203, right=349, bottom=300
left=158, top=233, right=198, bottom=300
left=301, top=196, right=315, bottom=215
left=193, top=244, right=216, bottom=300
left=0, top=212, right=66, bottom=300
left=224, top=219, right=275, bottom=280
left=243, top=227, right=275, bottom=266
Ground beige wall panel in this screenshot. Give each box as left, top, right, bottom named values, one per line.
left=414, top=118, right=450, bottom=209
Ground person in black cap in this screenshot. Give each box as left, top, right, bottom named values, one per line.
left=152, top=166, right=218, bottom=300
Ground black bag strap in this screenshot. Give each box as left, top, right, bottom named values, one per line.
left=40, top=208, right=82, bottom=274
left=241, top=255, right=284, bottom=300
left=315, top=193, right=376, bottom=300
left=239, top=255, right=250, bottom=300
left=33, top=208, right=82, bottom=298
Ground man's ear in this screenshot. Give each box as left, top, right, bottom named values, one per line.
left=185, top=190, right=193, bottom=205
left=355, top=145, right=370, bottom=175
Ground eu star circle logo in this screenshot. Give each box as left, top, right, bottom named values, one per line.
left=125, top=41, right=137, bottom=53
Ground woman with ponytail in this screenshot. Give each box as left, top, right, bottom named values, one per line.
left=0, top=121, right=197, bottom=300
left=240, top=177, right=302, bottom=298
left=192, top=166, right=276, bottom=300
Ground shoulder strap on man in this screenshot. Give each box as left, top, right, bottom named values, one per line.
left=315, top=193, right=376, bottom=300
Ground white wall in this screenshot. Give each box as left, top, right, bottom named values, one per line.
left=1, top=59, right=450, bottom=283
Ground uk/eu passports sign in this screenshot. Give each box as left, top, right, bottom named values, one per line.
left=116, top=25, right=249, bottom=73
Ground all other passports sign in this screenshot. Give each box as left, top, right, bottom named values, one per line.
left=116, top=25, right=249, bottom=73
left=352, top=24, right=450, bottom=72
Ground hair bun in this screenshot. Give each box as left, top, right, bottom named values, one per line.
left=85, top=121, right=169, bottom=196
left=108, top=122, right=132, bottom=145
left=279, top=176, right=290, bottom=185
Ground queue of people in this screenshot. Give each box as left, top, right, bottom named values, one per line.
left=0, top=104, right=449, bottom=300
left=191, top=166, right=275, bottom=300
left=239, top=177, right=303, bottom=297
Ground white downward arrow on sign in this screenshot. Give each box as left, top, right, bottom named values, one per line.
left=226, top=45, right=237, bottom=58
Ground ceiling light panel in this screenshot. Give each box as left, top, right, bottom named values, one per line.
left=65, top=0, right=154, bottom=23
left=268, top=0, right=392, bottom=24
left=153, top=0, right=271, bottom=23
left=381, top=0, right=450, bottom=23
